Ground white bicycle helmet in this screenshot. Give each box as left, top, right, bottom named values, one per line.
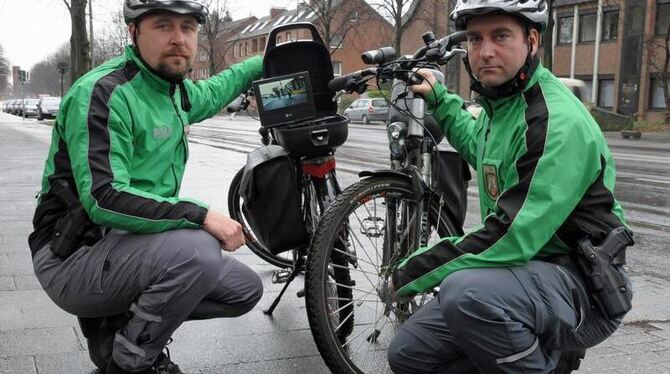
left=450, top=0, right=549, bottom=31
left=124, top=0, right=209, bottom=25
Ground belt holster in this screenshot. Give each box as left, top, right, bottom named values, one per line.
left=575, top=227, right=634, bottom=320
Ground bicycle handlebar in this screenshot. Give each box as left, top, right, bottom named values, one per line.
left=329, top=31, right=467, bottom=94
left=226, top=94, right=246, bottom=113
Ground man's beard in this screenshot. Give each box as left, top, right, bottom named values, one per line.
left=156, top=59, right=191, bottom=82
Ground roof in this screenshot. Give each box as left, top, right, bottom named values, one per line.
left=234, top=7, right=319, bottom=39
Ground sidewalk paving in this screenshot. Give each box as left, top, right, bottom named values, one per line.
left=1, top=114, right=669, bottom=373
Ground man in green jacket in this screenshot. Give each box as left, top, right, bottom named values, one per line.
left=387, top=0, right=632, bottom=373
left=28, top=1, right=263, bottom=373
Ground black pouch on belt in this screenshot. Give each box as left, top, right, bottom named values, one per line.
left=50, top=179, right=91, bottom=259
left=575, top=227, right=634, bottom=320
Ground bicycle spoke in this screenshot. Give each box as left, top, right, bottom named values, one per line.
left=331, top=262, right=380, bottom=277
left=326, top=279, right=379, bottom=297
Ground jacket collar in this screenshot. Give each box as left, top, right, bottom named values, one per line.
left=476, top=62, right=547, bottom=116
left=124, top=46, right=192, bottom=112
left=125, top=46, right=172, bottom=92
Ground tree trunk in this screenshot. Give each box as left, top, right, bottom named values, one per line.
left=69, top=0, right=91, bottom=84
left=393, top=0, right=403, bottom=55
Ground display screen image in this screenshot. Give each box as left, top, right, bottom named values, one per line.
left=257, top=75, right=309, bottom=111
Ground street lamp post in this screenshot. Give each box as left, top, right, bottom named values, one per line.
left=56, top=62, right=68, bottom=97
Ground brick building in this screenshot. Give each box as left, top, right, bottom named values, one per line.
left=195, top=0, right=668, bottom=122
left=551, top=0, right=668, bottom=121
left=218, top=0, right=393, bottom=78
left=191, top=16, right=258, bottom=80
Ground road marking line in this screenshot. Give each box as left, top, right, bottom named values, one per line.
left=612, top=152, right=668, bottom=164
left=635, top=178, right=670, bottom=185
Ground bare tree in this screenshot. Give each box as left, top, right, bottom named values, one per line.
left=0, top=44, right=10, bottom=97
left=94, top=8, right=130, bottom=64
left=62, top=0, right=91, bottom=83
left=302, top=0, right=374, bottom=54
left=199, top=0, right=231, bottom=75
left=372, top=0, right=416, bottom=55
left=26, top=44, right=72, bottom=96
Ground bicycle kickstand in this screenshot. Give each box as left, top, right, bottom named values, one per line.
left=263, top=257, right=304, bottom=316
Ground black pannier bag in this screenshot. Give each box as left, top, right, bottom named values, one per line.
left=239, top=145, right=309, bottom=254
left=432, top=150, right=471, bottom=231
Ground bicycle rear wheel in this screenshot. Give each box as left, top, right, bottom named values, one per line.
left=306, top=176, right=458, bottom=374
left=227, top=167, right=295, bottom=268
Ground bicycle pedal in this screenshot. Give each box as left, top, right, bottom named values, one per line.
left=271, top=269, right=292, bottom=284
left=296, top=289, right=305, bottom=298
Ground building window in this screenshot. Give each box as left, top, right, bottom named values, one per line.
left=332, top=61, right=342, bottom=76
left=252, top=39, right=258, bottom=53
left=656, top=3, right=670, bottom=36
left=598, top=79, right=615, bottom=108
left=579, top=13, right=596, bottom=42
left=558, top=16, right=573, bottom=44
left=602, top=11, right=618, bottom=41
left=244, top=42, right=248, bottom=55
left=330, top=33, right=344, bottom=48
left=583, top=80, right=593, bottom=103
left=649, top=77, right=669, bottom=109
left=277, top=35, right=282, bottom=44
left=260, top=37, right=266, bottom=50
left=286, top=32, right=291, bottom=41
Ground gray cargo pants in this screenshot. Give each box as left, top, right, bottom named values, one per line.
left=33, top=229, right=263, bottom=372
left=387, top=260, right=629, bottom=373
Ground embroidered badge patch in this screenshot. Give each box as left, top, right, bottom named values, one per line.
left=483, top=164, right=500, bottom=199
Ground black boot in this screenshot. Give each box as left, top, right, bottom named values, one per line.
left=554, top=349, right=586, bottom=374
left=78, top=313, right=131, bottom=371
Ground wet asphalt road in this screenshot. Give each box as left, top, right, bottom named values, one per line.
left=189, top=116, right=670, bottom=282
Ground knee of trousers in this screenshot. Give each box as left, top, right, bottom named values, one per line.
left=387, top=328, right=425, bottom=374
left=438, top=269, right=502, bottom=336
left=162, top=229, right=223, bottom=284
left=232, top=263, right=264, bottom=316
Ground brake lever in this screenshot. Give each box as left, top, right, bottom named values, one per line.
left=439, top=48, right=467, bottom=64
left=332, top=90, right=346, bottom=102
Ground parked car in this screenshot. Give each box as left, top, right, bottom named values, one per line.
left=558, top=78, right=591, bottom=105
left=10, top=99, right=22, bottom=115
left=343, top=98, right=390, bottom=124
left=37, top=96, right=61, bottom=120
left=22, top=99, right=40, bottom=118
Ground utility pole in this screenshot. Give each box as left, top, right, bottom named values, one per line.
left=89, top=0, right=94, bottom=66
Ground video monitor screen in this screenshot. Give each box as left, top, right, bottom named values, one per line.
left=256, top=75, right=310, bottom=111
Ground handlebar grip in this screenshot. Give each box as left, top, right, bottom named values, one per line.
left=328, top=74, right=355, bottom=92
left=226, top=94, right=245, bottom=113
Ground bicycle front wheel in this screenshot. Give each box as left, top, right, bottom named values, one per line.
left=227, top=167, right=295, bottom=268
left=306, top=176, right=458, bottom=374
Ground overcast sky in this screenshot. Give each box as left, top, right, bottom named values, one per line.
left=0, top=0, right=296, bottom=70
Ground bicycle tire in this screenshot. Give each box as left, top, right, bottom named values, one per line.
left=306, top=176, right=458, bottom=374
left=227, top=167, right=294, bottom=268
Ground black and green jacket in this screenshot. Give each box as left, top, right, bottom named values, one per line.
left=393, top=63, right=627, bottom=297
left=28, top=46, right=262, bottom=255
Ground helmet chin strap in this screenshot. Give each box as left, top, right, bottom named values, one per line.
left=464, top=42, right=539, bottom=100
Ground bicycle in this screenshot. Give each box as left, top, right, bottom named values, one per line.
left=226, top=23, right=356, bottom=325
left=304, top=31, right=474, bottom=373
left=304, top=28, right=586, bottom=373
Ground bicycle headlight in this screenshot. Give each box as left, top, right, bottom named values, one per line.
left=388, top=121, right=407, bottom=140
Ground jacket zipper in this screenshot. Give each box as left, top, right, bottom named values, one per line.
left=169, top=84, right=186, bottom=196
